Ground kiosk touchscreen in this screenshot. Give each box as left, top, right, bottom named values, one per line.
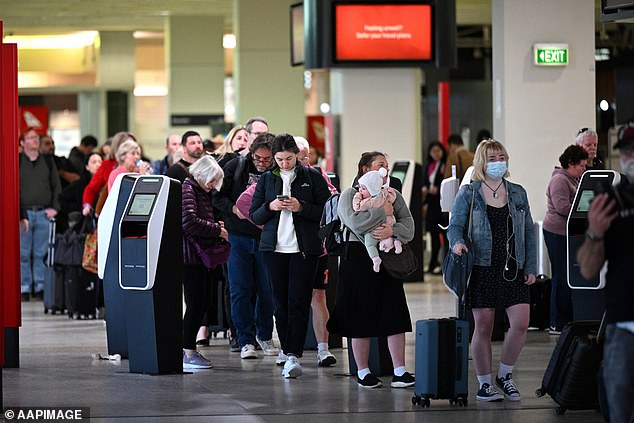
left=390, top=160, right=423, bottom=282
left=567, top=170, right=620, bottom=320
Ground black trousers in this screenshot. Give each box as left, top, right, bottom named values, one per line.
left=183, top=264, right=212, bottom=350
left=263, top=252, right=318, bottom=357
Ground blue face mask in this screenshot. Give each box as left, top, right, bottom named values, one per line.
left=486, top=161, right=507, bottom=180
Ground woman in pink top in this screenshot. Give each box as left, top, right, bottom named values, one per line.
left=82, top=132, right=136, bottom=215
left=542, top=145, right=588, bottom=333
left=107, top=140, right=152, bottom=191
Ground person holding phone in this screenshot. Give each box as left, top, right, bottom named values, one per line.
left=250, top=134, right=330, bottom=378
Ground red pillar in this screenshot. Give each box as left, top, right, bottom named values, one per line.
left=438, top=81, right=450, bottom=147
left=0, top=21, right=21, bottom=367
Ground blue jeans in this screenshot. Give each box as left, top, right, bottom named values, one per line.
left=227, top=233, right=274, bottom=348
left=20, top=210, right=50, bottom=294
left=603, top=325, right=634, bottom=423
left=543, top=230, right=572, bottom=329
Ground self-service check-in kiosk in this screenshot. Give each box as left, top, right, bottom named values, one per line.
left=390, top=160, right=424, bottom=282
left=567, top=170, right=621, bottom=321
left=99, top=174, right=183, bottom=374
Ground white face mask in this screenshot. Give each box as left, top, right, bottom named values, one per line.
left=620, top=157, right=634, bottom=177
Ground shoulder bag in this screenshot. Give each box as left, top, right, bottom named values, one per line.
left=442, top=184, right=475, bottom=307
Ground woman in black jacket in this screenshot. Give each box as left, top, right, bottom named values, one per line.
left=250, top=134, right=330, bottom=378
left=422, top=141, right=448, bottom=274
left=181, top=155, right=227, bottom=369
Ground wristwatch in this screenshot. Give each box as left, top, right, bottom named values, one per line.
left=585, top=230, right=604, bottom=242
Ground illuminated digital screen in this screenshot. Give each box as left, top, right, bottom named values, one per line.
left=128, top=194, right=156, bottom=216
left=334, top=3, right=433, bottom=62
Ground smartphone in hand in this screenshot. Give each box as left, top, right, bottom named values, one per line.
left=276, top=195, right=290, bottom=201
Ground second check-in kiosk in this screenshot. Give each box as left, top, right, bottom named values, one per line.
left=99, top=174, right=183, bottom=375
left=567, top=170, right=620, bottom=321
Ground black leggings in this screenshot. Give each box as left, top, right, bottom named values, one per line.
left=183, top=265, right=212, bottom=350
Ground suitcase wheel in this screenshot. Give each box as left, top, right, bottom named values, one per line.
left=535, top=388, right=545, bottom=397
left=411, top=396, right=431, bottom=408
left=555, top=407, right=566, bottom=415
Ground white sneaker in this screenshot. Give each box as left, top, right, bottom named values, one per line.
left=276, top=351, right=287, bottom=366
left=282, top=355, right=302, bottom=378
left=317, top=350, right=337, bottom=367
left=240, top=344, right=258, bottom=359
left=256, top=337, right=279, bottom=356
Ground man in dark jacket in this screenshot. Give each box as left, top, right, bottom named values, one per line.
left=19, top=127, right=61, bottom=301
left=213, top=134, right=278, bottom=360
left=166, top=130, right=204, bottom=183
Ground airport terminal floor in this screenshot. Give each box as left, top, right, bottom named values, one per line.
left=3, top=275, right=604, bottom=423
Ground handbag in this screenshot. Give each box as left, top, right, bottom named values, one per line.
left=380, top=243, right=418, bottom=280
left=82, top=228, right=98, bottom=274
left=442, top=184, right=475, bottom=304
left=190, top=237, right=231, bottom=269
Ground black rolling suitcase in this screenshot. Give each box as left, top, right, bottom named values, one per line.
left=65, top=266, right=97, bottom=319
left=536, top=320, right=602, bottom=415
left=43, top=218, right=65, bottom=314
left=528, top=275, right=551, bottom=330
left=412, top=318, right=469, bottom=408
left=206, top=266, right=230, bottom=337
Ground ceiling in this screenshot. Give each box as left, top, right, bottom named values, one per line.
left=0, top=0, right=497, bottom=36
left=0, top=0, right=235, bottom=34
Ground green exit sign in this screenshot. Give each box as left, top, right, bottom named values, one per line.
left=533, top=43, right=569, bottom=66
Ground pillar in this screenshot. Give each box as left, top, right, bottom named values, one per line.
left=330, top=68, right=422, bottom=188
left=165, top=16, right=224, bottom=138
left=233, top=0, right=304, bottom=134
left=492, top=0, right=595, bottom=220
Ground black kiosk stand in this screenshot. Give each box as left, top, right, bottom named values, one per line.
left=100, top=174, right=183, bottom=374
left=567, top=170, right=620, bottom=321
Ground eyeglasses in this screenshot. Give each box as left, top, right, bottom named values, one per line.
left=249, top=131, right=267, bottom=136
left=576, top=128, right=589, bottom=136
left=252, top=153, right=272, bottom=163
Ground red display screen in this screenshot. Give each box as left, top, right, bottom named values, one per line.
left=334, top=3, right=433, bottom=62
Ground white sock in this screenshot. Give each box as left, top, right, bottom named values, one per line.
left=317, top=342, right=329, bottom=353
left=498, top=362, right=513, bottom=379
left=477, top=374, right=492, bottom=387
left=393, top=366, right=406, bottom=377
left=358, top=367, right=371, bottom=380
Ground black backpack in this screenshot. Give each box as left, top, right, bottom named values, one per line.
left=318, top=193, right=349, bottom=256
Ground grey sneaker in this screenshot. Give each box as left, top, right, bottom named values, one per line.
left=317, top=350, right=337, bottom=367
left=276, top=351, right=287, bottom=366
left=240, top=344, right=258, bottom=359
left=183, top=351, right=212, bottom=369
left=256, top=337, right=278, bottom=356
left=281, top=355, right=302, bottom=378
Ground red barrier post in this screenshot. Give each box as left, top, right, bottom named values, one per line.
left=0, top=20, right=22, bottom=368
left=438, top=81, right=450, bottom=146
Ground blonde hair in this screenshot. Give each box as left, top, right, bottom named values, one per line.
left=189, top=155, right=224, bottom=190
left=471, top=138, right=510, bottom=181
left=109, top=132, right=136, bottom=161
left=115, top=139, right=140, bottom=165
left=215, top=126, right=248, bottom=158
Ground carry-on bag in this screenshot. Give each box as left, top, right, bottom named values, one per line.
left=535, top=320, right=602, bottom=414
left=43, top=218, right=65, bottom=314
left=412, top=318, right=469, bottom=407
left=65, top=266, right=97, bottom=319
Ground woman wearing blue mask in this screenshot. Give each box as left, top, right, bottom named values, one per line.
left=448, top=139, right=536, bottom=403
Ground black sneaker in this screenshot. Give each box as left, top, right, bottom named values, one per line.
left=495, top=373, right=521, bottom=401
left=475, top=383, right=503, bottom=402
left=357, top=373, right=383, bottom=389
left=391, top=372, right=415, bottom=388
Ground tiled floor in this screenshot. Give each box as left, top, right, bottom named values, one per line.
left=2, top=276, right=604, bottom=422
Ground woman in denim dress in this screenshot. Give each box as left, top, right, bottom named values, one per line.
left=448, top=139, right=536, bottom=402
